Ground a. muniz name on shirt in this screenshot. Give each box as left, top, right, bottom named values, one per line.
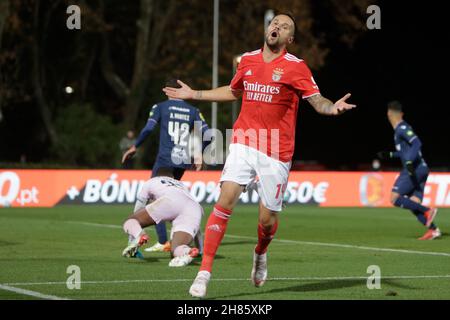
left=168, top=106, right=191, bottom=121
left=170, top=112, right=191, bottom=121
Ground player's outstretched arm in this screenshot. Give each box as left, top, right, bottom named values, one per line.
left=163, top=80, right=239, bottom=102
left=307, top=93, right=356, bottom=116
left=377, top=151, right=392, bottom=160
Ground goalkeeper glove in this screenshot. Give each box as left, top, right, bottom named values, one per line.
left=376, top=151, right=392, bottom=160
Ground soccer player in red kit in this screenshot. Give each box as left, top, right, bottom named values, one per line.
left=163, top=13, right=356, bottom=298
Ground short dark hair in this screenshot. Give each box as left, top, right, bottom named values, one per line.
left=165, top=78, right=181, bottom=89
left=387, top=100, right=403, bottom=112
left=274, top=12, right=297, bottom=40
left=153, top=167, right=174, bottom=178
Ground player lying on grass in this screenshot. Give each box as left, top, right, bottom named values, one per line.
left=122, top=79, right=210, bottom=254
left=122, top=174, right=203, bottom=267
left=377, top=101, right=440, bottom=240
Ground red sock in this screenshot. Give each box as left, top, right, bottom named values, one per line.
left=200, top=205, right=232, bottom=273
left=255, top=221, right=278, bottom=255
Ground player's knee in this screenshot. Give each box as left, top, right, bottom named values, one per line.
left=216, top=197, right=236, bottom=212
left=390, top=193, right=399, bottom=205
left=258, top=215, right=277, bottom=229
left=259, top=222, right=273, bottom=232
left=410, top=196, right=421, bottom=204
left=122, top=218, right=128, bottom=229
left=123, top=216, right=134, bottom=225
left=217, top=182, right=243, bottom=210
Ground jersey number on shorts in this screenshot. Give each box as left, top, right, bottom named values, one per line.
left=275, top=183, right=287, bottom=199
left=168, top=121, right=190, bottom=146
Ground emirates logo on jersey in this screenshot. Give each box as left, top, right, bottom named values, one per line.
left=272, top=68, right=284, bottom=82
left=243, top=81, right=281, bottom=103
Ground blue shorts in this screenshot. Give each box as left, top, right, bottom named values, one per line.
left=392, top=165, right=429, bottom=200
left=151, top=161, right=186, bottom=180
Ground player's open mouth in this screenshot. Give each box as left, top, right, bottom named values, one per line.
left=271, top=31, right=278, bottom=38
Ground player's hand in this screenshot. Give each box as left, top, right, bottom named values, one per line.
left=376, top=151, right=392, bottom=160
left=162, top=80, right=196, bottom=100
left=405, top=161, right=415, bottom=176
left=334, top=93, right=356, bottom=115
left=193, top=157, right=206, bottom=171
left=122, top=145, right=137, bottom=164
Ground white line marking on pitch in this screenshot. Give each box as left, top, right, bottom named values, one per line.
left=0, top=284, right=70, bottom=300
left=67, top=221, right=450, bottom=258
left=225, top=234, right=450, bottom=257
left=5, top=275, right=450, bottom=287
left=67, top=221, right=121, bottom=229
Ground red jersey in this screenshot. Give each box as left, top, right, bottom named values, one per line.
left=230, top=48, right=320, bottom=162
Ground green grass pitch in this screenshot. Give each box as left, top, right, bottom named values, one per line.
left=0, top=205, right=449, bottom=300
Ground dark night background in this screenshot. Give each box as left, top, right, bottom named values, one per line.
left=294, top=1, right=449, bottom=170
left=0, top=0, right=449, bottom=170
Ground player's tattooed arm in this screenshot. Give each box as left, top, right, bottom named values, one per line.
left=307, top=94, right=335, bottom=115
left=307, top=93, right=356, bottom=116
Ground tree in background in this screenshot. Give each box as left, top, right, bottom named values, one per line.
left=0, top=0, right=372, bottom=167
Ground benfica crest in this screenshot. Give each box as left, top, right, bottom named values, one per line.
left=272, top=68, right=284, bottom=81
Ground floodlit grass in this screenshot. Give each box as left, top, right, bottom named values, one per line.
left=1, top=205, right=449, bottom=300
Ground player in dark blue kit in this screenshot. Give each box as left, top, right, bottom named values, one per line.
left=122, top=79, right=210, bottom=252
left=377, top=101, right=441, bottom=240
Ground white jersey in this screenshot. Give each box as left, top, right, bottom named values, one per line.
left=137, top=176, right=193, bottom=204
left=135, top=176, right=203, bottom=238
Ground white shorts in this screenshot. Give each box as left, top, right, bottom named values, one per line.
left=220, top=143, right=291, bottom=211
left=145, top=193, right=203, bottom=239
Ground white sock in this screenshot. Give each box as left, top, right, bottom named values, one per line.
left=194, top=229, right=204, bottom=254
left=173, top=245, right=190, bottom=257
left=123, top=219, right=142, bottom=240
